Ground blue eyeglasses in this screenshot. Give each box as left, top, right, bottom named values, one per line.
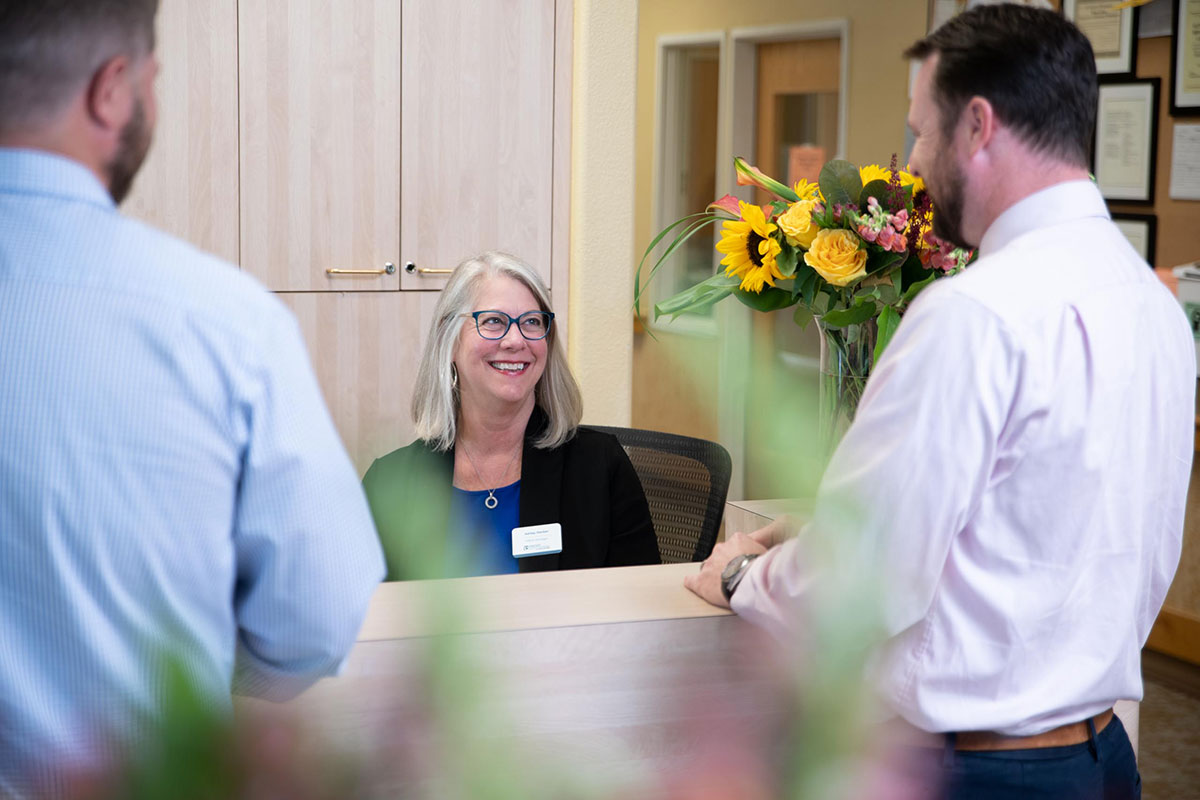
left=464, top=310, right=555, bottom=340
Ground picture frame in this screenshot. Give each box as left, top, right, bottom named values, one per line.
left=1064, top=0, right=1138, bottom=77
left=1093, top=78, right=1160, bottom=204
left=1110, top=212, right=1158, bottom=266
left=1170, top=0, right=1200, bottom=115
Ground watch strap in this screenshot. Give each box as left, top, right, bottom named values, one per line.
left=721, top=553, right=759, bottom=601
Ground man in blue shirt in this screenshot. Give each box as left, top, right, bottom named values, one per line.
left=0, top=1, right=386, bottom=794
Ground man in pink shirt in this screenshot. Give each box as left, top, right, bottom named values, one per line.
left=686, top=5, right=1193, bottom=798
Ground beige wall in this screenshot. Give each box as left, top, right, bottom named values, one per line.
left=568, top=0, right=639, bottom=426
left=633, top=0, right=927, bottom=264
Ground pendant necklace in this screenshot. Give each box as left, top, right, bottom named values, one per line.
left=461, top=444, right=520, bottom=510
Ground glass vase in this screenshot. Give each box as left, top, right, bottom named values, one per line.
left=816, top=317, right=877, bottom=449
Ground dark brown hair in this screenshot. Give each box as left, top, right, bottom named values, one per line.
left=904, top=4, right=1097, bottom=168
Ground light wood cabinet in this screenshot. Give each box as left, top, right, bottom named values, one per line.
left=239, top=0, right=402, bottom=291
left=127, top=0, right=571, bottom=471
left=399, top=0, right=556, bottom=290
left=124, top=0, right=239, bottom=264
left=277, top=291, right=439, bottom=473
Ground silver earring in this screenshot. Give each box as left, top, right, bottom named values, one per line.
left=451, top=363, right=459, bottom=390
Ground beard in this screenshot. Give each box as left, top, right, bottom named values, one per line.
left=106, top=95, right=153, bottom=205
left=929, top=156, right=969, bottom=249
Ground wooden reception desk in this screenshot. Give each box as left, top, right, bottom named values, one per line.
left=247, top=511, right=1138, bottom=788
left=247, top=563, right=788, bottom=794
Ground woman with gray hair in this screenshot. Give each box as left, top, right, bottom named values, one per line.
left=363, top=251, right=659, bottom=579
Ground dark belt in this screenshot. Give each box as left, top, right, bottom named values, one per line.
left=890, top=708, right=1114, bottom=752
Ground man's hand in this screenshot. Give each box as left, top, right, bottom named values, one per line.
left=747, top=515, right=798, bottom=550
left=684, top=532, right=768, bottom=609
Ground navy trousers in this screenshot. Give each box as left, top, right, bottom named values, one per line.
left=935, top=715, right=1141, bottom=800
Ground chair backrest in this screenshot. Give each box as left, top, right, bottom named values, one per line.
left=585, top=426, right=732, bottom=563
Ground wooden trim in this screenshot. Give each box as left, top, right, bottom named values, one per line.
left=1146, top=606, right=1200, bottom=666
left=551, top=0, right=572, bottom=330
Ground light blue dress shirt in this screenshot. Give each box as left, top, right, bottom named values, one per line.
left=0, top=149, right=386, bottom=795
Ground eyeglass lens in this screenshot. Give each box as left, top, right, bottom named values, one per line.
left=474, top=311, right=551, bottom=340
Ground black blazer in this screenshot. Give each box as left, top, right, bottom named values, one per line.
left=362, top=409, right=660, bottom=580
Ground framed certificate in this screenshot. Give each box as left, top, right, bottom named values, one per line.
left=1064, top=0, right=1138, bottom=77
left=1171, top=0, right=1200, bottom=115
left=1110, top=212, right=1157, bottom=266
left=1093, top=78, right=1160, bottom=204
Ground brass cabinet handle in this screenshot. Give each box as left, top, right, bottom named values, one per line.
left=404, top=261, right=453, bottom=275
left=326, top=262, right=396, bottom=276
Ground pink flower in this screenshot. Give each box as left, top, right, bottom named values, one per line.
left=858, top=225, right=878, bottom=243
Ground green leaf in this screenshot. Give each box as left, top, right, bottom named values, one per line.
left=821, top=302, right=877, bottom=328
left=873, top=304, right=901, bottom=363
left=795, top=267, right=820, bottom=306
left=776, top=243, right=799, bottom=278
left=653, top=272, right=739, bottom=320
left=899, top=253, right=936, bottom=295
left=633, top=211, right=719, bottom=316
left=770, top=200, right=790, bottom=217
left=812, top=290, right=832, bottom=316
left=866, top=248, right=906, bottom=276
left=858, top=179, right=891, bottom=211
left=818, top=160, right=864, bottom=209
left=852, top=284, right=881, bottom=303
left=732, top=286, right=797, bottom=313
left=793, top=304, right=814, bottom=329
left=901, top=272, right=936, bottom=304
left=875, top=281, right=899, bottom=306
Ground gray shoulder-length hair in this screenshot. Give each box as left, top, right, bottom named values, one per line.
left=411, top=251, right=583, bottom=451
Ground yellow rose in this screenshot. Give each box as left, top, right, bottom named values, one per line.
left=804, top=229, right=868, bottom=286
left=777, top=199, right=819, bottom=249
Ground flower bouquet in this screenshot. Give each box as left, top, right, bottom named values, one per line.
left=636, top=155, right=973, bottom=439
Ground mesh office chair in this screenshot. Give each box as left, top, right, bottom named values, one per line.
left=586, top=426, right=732, bottom=563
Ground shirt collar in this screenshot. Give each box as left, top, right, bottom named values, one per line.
left=977, top=179, right=1109, bottom=258
left=0, top=147, right=116, bottom=211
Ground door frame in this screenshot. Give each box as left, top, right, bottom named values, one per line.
left=717, top=20, right=850, bottom=499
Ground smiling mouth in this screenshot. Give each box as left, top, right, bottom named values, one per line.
left=489, top=361, right=529, bottom=375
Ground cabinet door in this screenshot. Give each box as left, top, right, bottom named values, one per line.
left=124, top=0, right=239, bottom=264
left=399, top=0, right=556, bottom=289
left=239, top=0, right=401, bottom=291
left=278, top=291, right=439, bottom=475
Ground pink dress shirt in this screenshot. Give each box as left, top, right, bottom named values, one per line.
left=732, top=180, right=1195, bottom=735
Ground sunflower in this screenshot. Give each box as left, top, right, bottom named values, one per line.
left=859, top=164, right=892, bottom=185
left=897, top=167, right=925, bottom=196
left=792, top=178, right=821, bottom=201
left=716, top=201, right=784, bottom=293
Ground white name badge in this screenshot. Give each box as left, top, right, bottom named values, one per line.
left=512, top=523, right=563, bottom=558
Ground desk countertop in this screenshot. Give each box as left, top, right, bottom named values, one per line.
left=357, top=562, right=729, bottom=641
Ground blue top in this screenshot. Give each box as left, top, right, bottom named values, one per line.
left=449, top=480, right=521, bottom=575
left=0, top=148, right=385, bottom=793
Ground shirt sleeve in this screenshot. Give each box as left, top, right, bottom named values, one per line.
left=230, top=305, right=386, bottom=701
left=732, top=288, right=1021, bottom=639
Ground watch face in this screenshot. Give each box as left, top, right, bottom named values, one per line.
left=721, top=554, right=748, bottom=582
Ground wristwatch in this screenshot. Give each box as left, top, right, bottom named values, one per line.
left=720, top=553, right=760, bottom=601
